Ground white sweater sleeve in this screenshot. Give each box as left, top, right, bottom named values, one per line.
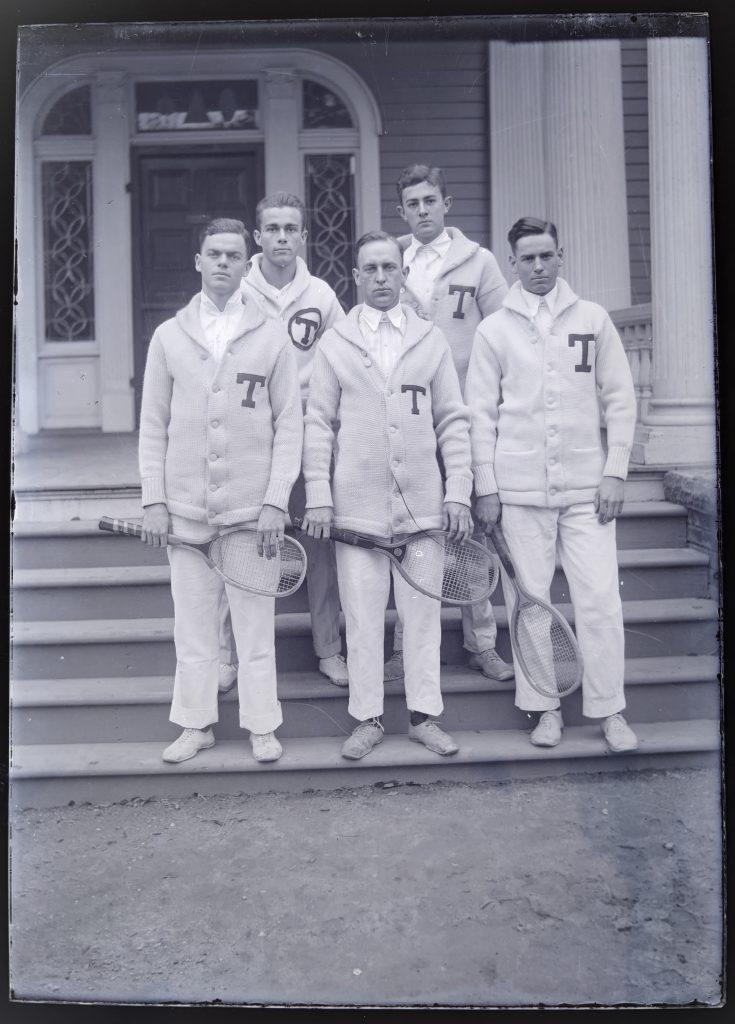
left=303, top=347, right=340, bottom=509
left=476, top=249, right=510, bottom=319
left=430, top=346, right=473, bottom=506
left=138, top=329, right=172, bottom=508
left=465, top=326, right=502, bottom=496
left=264, top=342, right=303, bottom=511
left=596, top=314, right=637, bottom=480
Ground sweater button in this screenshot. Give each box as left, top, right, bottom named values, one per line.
left=212, top=384, right=220, bottom=393
left=209, top=453, right=218, bottom=461
left=200, top=353, right=207, bottom=361
left=390, top=426, right=397, bottom=433
left=210, top=484, right=218, bottom=491
left=211, top=419, right=219, bottom=428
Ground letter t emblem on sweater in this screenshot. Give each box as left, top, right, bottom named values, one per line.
left=236, top=372, right=266, bottom=407
left=401, top=384, right=427, bottom=415
left=568, top=334, right=594, bottom=373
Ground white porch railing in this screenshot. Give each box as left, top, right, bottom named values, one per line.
left=610, top=302, right=653, bottom=420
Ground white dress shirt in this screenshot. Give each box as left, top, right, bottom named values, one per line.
left=255, top=271, right=299, bottom=313
left=520, top=282, right=559, bottom=336
left=198, top=290, right=245, bottom=363
left=358, top=302, right=406, bottom=378
left=403, top=229, right=452, bottom=309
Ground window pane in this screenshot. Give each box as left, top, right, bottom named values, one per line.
left=305, top=154, right=356, bottom=309
left=42, top=162, right=95, bottom=341
left=41, top=86, right=92, bottom=135
left=136, top=81, right=258, bottom=131
left=303, top=80, right=353, bottom=129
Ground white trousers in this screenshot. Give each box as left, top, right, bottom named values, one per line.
left=335, top=543, right=444, bottom=721
left=168, top=515, right=282, bottom=734
left=500, top=502, right=625, bottom=719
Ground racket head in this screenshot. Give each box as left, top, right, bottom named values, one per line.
left=209, top=531, right=307, bottom=597
left=510, top=594, right=584, bottom=699
left=395, top=532, right=500, bottom=606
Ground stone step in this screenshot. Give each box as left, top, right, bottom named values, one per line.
left=10, top=656, right=720, bottom=745
left=10, top=545, right=711, bottom=621
left=11, top=501, right=689, bottom=569
left=9, top=719, right=720, bottom=809
left=11, top=599, right=720, bottom=680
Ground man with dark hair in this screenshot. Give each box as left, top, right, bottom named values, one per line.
left=217, top=191, right=349, bottom=691
left=384, top=163, right=513, bottom=685
left=139, top=218, right=302, bottom=765
left=466, top=216, right=639, bottom=753
left=302, top=230, right=473, bottom=760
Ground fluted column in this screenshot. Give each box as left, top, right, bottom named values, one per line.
left=543, top=41, right=631, bottom=310
left=263, top=69, right=301, bottom=197
left=488, top=42, right=546, bottom=273
left=633, top=37, right=715, bottom=466
left=95, top=70, right=136, bottom=431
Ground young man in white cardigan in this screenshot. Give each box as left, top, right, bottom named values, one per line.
left=466, top=216, right=639, bottom=753
left=302, top=231, right=473, bottom=760
left=139, top=218, right=302, bottom=765
left=217, top=192, right=349, bottom=693
left=383, top=163, right=514, bottom=686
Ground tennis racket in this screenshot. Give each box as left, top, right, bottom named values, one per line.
left=488, top=524, right=583, bottom=698
left=98, top=516, right=307, bottom=598
left=291, top=517, right=499, bottom=606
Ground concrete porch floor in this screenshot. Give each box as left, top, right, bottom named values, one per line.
left=14, top=432, right=141, bottom=493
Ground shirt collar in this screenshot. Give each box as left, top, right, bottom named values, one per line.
left=359, top=302, right=405, bottom=332
left=200, top=289, right=244, bottom=316
left=404, top=229, right=451, bottom=265
left=520, top=282, right=558, bottom=317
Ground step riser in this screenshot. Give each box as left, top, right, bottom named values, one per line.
left=9, top=748, right=719, bottom=810
left=11, top=563, right=710, bottom=622
left=12, top=514, right=688, bottom=570
left=11, top=618, right=718, bottom=680
left=11, top=680, right=721, bottom=745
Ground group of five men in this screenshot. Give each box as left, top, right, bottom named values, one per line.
left=139, top=163, right=639, bottom=766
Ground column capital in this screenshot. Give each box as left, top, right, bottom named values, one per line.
left=95, top=69, right=128, bottom=104
left=263, top=68, right=298, bottom=99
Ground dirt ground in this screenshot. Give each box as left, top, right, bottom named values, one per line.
left=9, top=766, right=723, bottom=1008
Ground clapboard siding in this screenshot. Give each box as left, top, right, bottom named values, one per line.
left=313, top=41, right=491, bottom=248
left=621, top=38, right=651, bottom=305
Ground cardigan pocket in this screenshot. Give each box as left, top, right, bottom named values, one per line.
left=566, top=446, right=605, bottom=487
left=495, top=447, right=543, bottom=491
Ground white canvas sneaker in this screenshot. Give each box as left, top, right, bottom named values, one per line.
left=218, top=663, right=238, bottom=693
left=318, top=654, right=349, bottom=687
left=162, top=728, right=215, bottom=764
left=603, top=714, right=639, bottom=753
left=250, top=732, right=283, bottom=763
left=530, top=710, right=563, bottom=748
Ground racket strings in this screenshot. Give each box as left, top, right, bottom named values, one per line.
left=400, top=535, right=498, bottom=604
left=515, top=602, right=581, bottom=697
left=213, top=533, right=305, bottom=595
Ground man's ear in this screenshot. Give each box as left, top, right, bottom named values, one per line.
left=508, top=251, right=517, bottom=272
left=557, top=246, right=564, bottom=265
left=253, top=229, right=262, bottom=248
left=396, top=203, right=408, bottom=223
left=352, top=266, right=361, bottom=287
left=401, top=265, right=409, bottom=284
left=194, top=253, right=202, bottom=273
left=443, top=195, right=453, bottom=214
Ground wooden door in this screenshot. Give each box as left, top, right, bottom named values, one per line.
left=131, top=146, right=264, bottom=417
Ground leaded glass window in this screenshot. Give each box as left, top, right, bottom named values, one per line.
left=42, top=162, right=95, bottom=341
left=135, top=81, right=258, bottom=131
left=41, top=86, right=92, bottom=135
left=302, top=80, right=353, bottom=129
left=305, top=154, right=356, bottom=309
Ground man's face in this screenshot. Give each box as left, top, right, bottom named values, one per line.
left=254, top=206, right=307, bottom=269
left=510, top=233, right=564, bottom=295
left=352, top=239, right=407, bottom=310
left=195, top=232, right=247, bottom=299
left=397, top=181, right=452, bottom=244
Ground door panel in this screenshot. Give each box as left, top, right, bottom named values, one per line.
left=131, top=146, right=264, bottom=418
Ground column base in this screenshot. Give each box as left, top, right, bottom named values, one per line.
left=632, top=419, right=716, bottom=468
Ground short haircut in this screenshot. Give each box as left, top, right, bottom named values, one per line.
left=198, top=218, right=250, bottom=252
left=507, top=217, right=559, bottom=253
left=396, top=164, right=447, bottom=202
left=255, top=192, right=307, bottom=230
left=354, top=230, right=402, bottom=265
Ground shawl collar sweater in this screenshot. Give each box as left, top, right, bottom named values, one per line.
left=241, top=254, right=345, bottom=406
left=465, top=278, right=637, bottom=508
left=139, top=292, right=302, bottom=525
left=303, top=304, right=472, bottom=539
left=398, top=226, right=508, bottom=392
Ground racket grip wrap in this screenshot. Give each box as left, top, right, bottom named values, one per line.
left=488, top=525, right=516, bottom=579
left=329, top=527, right=374, bottom=548
left=98, top=516, right=143, bottom=539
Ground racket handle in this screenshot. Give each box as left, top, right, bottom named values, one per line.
left=288, top=515, right=374, bottom=549
left=99, top=516, right=143, bottom=539
left=488, top=524, right=517, bottom=579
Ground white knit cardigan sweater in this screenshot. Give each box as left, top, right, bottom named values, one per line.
left=303, top=304, right=472, bottom=539
left=139, top=293, right=302, bottom=525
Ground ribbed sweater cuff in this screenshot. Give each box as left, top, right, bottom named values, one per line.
left=444, top=474, right=473, bottom=506
left=141, top=477, right=167, bottom=507
left=305, top=480, right=334, bottom=509
left=603, top=446, right=631, bottom=480
left=263, top=478, right=292, bottom=512
left=473, top=463, right=498, bottom=497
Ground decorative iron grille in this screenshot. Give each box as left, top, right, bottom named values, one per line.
left=42, top=86, right=92, bottom=135
left=305, top=154, right=356, bottom=309
left=302, top=80, right=353, bottom=129
left=42, top=162, right=95, bottom=341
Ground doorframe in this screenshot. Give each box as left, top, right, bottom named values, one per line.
left=130, top=142, right=266, bottom=416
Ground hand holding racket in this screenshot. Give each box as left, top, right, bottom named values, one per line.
left=488, top=523, right=583, bottom=699
left=292, top=514, right=500, bottom=607
left=99, top=516, right=307, bottom=598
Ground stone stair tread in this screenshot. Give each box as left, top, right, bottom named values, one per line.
left=11, top=545, right=710, bottom=590
left=10, top=719, right=720, bottom=780
left=11, top=655, right=721, bottom=708
left=11, top=598, right=720, bottom=646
